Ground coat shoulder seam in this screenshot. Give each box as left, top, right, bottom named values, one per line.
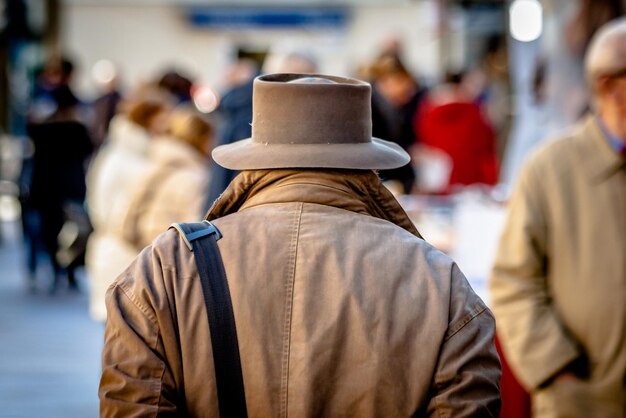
left=444, top=305, right=488, bottom=342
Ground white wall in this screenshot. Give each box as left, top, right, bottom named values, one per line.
left=60, top=1, right=442, bottom=99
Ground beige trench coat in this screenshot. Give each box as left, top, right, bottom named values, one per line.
left=100, top=171, right=501, bottom=417
left=491, top=115, right=626, bottom=418
left=85, top=116, right=152, bottom=322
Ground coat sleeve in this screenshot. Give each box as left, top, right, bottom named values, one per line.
left=489, top=159, right=582, bottom=390
left=426, top=263, right=502, bottom=418
left=99, top=246, right=179, bottom=417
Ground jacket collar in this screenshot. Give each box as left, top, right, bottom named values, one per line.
left=580, top=114, right=626, bottom=183
left=206, top=169, right=422, bottom=239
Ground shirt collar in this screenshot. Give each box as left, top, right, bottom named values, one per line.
left=583, top=115, right=625, bottom=182
left=597, top=116, right=626, bottom=155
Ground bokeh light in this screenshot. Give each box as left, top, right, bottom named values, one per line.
left=509, top=0, right=543, bottom=42
left=192, top=84, right=220, bottom=114
left=91, top=59, right=117, bottom=85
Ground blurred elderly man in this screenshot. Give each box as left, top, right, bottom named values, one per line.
left=100, top=74, right=501, bottom=417
left=491, top=18, right=626, bottom=418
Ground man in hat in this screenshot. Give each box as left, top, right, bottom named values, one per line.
left=490, top=18, right=626, bottom=418
left=100, top=74, right=501, bottom=416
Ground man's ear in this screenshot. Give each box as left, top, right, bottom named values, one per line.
left=595, top=75, right=618, bottom=100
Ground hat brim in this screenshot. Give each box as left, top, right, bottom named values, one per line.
left=212, top=137, right=411, bottom=170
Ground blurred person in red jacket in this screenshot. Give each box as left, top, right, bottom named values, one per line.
left=415, top=71, right=499, bottom=194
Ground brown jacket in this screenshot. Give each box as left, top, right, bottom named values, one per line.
left=490, top=115, right=626, bottom=417
left=100, top=170, right=501, bottom=417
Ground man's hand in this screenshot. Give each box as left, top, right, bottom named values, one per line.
left=550, top=354, right=590, bottom=386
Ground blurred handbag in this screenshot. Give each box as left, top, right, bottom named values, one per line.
left=56, top=200, right=93, bottom=268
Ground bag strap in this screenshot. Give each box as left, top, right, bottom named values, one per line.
left=169, top=220, right=248, bottom=418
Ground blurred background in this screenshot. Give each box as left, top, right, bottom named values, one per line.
left=0, top=0, right=616, bottom=416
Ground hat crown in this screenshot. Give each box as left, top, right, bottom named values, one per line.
left=286, top=77, right=338, bottom=84
left=251, top=73, right=372, bottom=145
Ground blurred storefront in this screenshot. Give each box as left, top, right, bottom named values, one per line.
left=61, top=0, right=441, bottom=98
left=2, top=0, right=510, bottom=132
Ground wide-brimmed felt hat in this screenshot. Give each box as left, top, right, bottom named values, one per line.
left=212, top=73, right=410, bottom=170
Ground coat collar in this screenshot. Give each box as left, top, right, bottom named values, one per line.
left=579, top=114, right=625, bottom=183
left=206, top=169, right=422, bottom=239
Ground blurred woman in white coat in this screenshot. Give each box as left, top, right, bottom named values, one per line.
left=85, top=91, right=171, bottom=322
left=121, top=107, right=213, bottom=251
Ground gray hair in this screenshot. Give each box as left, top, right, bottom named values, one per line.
left=585, top=17, right=626, bottom=93
left=262, top=45, right=319, bottom=75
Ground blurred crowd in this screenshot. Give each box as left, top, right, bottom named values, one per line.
left=18, top=37, right=509, bottom=304
left=20, top=56, right=214, bottom=304
left=10, top=0, right=626, bottom=414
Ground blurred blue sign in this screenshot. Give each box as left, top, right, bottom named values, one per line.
left=187, top=7, right=349, bottom=29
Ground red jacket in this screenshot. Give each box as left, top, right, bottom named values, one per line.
left=416, top=101, right=498, bottom=191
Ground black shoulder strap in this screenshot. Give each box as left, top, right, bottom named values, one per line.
left=169, top=220, right=248, bottom=418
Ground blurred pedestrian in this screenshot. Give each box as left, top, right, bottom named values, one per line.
left=205, top=58, right=258, bottom=207
left=261, top=47, right=318, bottom=75
left=464, top=34, right=511, bottom=161
left=206, top=48, right=319, bottom=207
left=490, top=18, right=626, bottom=418
left=85, top=88, right=172, bottom=322
left=27, top=57, right=77, bottom=123
left=100, top=74, right=501, bottom=416
left=414, top=71, right=499, bottom=193
left=369, top=52, right=427, bottom=193
left=20, top=57, right=85, bottom=286
left=121, top=106, right=213, bottom=250
left=157, top=70, right=194, bottom=104
left=25, top=84, right=93, bottom=292
left=90, top=69, right=122, bottom=151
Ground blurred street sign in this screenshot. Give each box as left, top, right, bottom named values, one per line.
left=65, top=0, right=410, bottom=4
left=186, top=7, right=349, bottom=29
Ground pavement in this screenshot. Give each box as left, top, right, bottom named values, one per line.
left=0, top=219, right=102, bottom=418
